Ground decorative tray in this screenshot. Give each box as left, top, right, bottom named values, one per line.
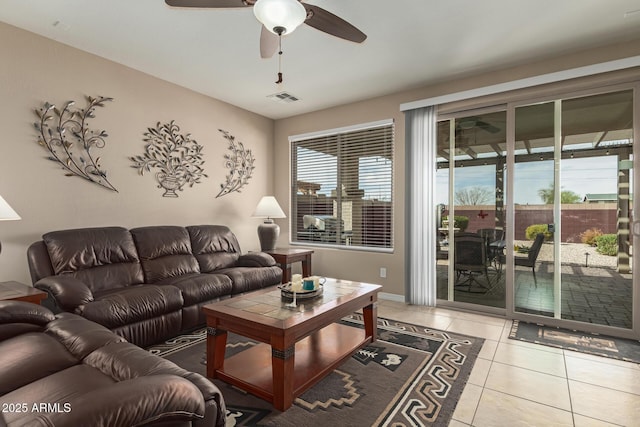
left=278, top=283, right=323, bottom=300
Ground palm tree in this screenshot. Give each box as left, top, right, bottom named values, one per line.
left=538, top=183, right=581, bottom=204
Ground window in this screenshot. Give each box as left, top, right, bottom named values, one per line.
left=290, top=119, right=394, bottom=251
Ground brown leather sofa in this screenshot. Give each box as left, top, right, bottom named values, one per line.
left=27, top=225, right=282, bottom=347
left=0, top=301, right=226, bottom=427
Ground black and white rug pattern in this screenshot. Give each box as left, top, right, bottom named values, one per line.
left=149, top=315, right=484, bottom=426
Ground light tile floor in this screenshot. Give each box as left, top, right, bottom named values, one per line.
left=377, top=299, right=640, bottom=427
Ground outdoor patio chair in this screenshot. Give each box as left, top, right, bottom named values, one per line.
left=515, top=232, right=545, bottom=287
left=454, top=234, right=490, bottom=293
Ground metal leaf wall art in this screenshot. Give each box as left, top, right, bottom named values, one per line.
left=34, top=95, right=118, bottom=192
left=130, top=120, right=207, bottom=197
left=216, top=129, right=255, bottom=198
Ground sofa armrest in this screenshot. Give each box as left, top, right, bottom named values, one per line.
left=27, top=375, right=207, bottom=427
left=45, top=313, right=126, bottom=360
left=184, top=370, right=227, bottom=427
left=0, top=301, right=55, bottom=326
left=34, top=276, right=94, bottom=312
left=236, top=252, right=276, bottom=267
left=84, top=342, right=226, bottom=427
left=0, top=301, right=56, bottom=340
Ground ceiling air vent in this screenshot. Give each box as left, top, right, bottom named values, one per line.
left=267, top=92, right=300, bottom=103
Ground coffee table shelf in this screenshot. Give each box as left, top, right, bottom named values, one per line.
left=215, top=322, right=368, bottom=401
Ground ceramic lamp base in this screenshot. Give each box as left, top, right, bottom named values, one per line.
left=257, top=220, right=279, bottom=251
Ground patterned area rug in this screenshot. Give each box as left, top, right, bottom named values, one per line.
left=148, top=315, right=484, bottom=426
left=509, top=320, right=640, bottom=363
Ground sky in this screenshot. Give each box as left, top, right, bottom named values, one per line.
left=298, top=147, right=626, bottom=206
left=436, top=155, right=623, bottom=205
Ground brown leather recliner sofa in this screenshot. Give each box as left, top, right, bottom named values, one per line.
left=27, top=225, right=282, bottom=347
left=0, top=301, right=226, bottom=427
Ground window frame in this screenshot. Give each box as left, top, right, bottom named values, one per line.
left=289, top=119, right=395, bottom=253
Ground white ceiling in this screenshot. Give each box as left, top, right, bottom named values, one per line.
left=1, top=0, right=640, bottom=119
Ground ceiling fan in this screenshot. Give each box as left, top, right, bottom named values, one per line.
left=164, top=0, right=367, bottom=59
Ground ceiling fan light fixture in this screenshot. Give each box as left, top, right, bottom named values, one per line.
left=253, top=0, right=306, bottom=35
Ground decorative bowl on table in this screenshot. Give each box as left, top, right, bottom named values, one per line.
left=278, top=283, right=323, bottom=300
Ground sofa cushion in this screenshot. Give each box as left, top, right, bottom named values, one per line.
left=236, top=252, right=277, bottom=267
left=80, top=285, right=184, bottom=329
left=157, top=273, right=233, bottom=306
left=217, top=266, right=282, bottom=294
left=187, top=225, right=241, bottom=272
left=15, top=375, right=206, bottom=427
left=131, top=226, right=200, bottom=283
left=111, top=311, right=182, bottom=349
left=42, top=227, right=144, bottom=292
left=0, top=301, right=226, bottom=427
left=0, top=364, right=116, bottom=426
left=1, top=360, right=208, bottom=427
left=0, top=333, right=78, bottom=395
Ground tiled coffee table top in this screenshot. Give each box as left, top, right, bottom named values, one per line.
left=221, top=279, right=366, bottom=320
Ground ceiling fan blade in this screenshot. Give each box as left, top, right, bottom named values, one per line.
left=476, top=120, right=501, bottom=133
left=260, top=25, right=278, bottom=58
left=303, top=4, right=366, bottom=43
left=164, top=0, right=252, bottom=8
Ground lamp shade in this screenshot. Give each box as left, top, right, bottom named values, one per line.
left=252, top=196, right=286, bottom=219
left=0, top=195, right=20, bottom=221
left=253, top=0, right=306, bottom=35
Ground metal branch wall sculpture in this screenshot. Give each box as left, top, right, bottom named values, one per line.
left=130, top=121, right=207, bottom=197
left=216, top=129, right=255, bottom=198
left=34, top=95, right=117, bottom=192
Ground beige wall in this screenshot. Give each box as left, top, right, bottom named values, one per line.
left=274, top=39, right=640, bottom=298
left=2, top=20, right=640, bottom=297
left=0, top=22, right=275, bottom=284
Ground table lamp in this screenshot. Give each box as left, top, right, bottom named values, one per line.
left=0, top=194, right=21, bottom=254
left=252, top=196, right=286, bottom=251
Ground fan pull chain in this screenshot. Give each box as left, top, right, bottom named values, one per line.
left=276, top=34, right=283, bottom=84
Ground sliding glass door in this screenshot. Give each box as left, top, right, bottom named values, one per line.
left=513, top=90, right=634, bottom=329
left=436, top=109, right=507, bottom=309
left=437, top=84, right=637, bottom=335
left=559, top=91, right=634, bottom=329
left=513, top=101, right=557, bottom=316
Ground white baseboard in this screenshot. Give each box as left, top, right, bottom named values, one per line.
left=379, top=292, right=404, bottom=303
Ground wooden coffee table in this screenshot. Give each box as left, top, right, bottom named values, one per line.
left=202, top=278, right=380, bottom=411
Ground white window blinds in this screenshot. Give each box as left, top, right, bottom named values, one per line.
left=290, top=120, right=394, bottom=251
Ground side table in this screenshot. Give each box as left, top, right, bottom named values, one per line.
left=265, top=248, right=314, bottom=284
left=0, top=281, right=47, bottom=305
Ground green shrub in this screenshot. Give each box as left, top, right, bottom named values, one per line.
left=525, top=224, right=553, bottom=241
left=442, top=215, right=469, bottom=232
left=595, top=234, right=617, bottom=256
left=454, top=216, right=469, bottom=232
left=580, top=228, right=603, bottom=246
